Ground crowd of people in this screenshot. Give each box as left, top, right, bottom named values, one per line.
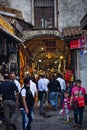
left=0, top=72, right=86, bottom=130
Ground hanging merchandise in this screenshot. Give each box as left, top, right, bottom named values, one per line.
left=84, top=32, right=87, bottom=53
left=65, top=69, right=74, bottom=82
left=80, top=32, right=87, bottom=55
left=80, top=38, right=83, bottom=56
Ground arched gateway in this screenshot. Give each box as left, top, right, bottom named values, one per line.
left=19, top=29, right=71, bottom=85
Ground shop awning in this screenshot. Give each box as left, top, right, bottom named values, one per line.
left=62, top=27, right=83, bottom=37
left=0, top=25, right=22, bottom=43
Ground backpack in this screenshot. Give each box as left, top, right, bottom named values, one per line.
left=19, top=86, right=34, bottom=108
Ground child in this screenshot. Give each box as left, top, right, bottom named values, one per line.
left=59, top=91, right=71, bottom=124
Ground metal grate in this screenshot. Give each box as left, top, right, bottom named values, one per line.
left=34, top=0, right=54, bottom=7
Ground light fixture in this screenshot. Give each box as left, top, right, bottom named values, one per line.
left=60, top=56, right=63, bottom=59
left=38, top=59, right=42, bottom=62
left=55, top=61, right=57, bottom=64
left=41, top=47, right=44, bottom=50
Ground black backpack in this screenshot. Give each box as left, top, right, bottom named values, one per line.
left=19, top=86, right=34, bottom=108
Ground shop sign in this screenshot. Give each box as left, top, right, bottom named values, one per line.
left=23, top=30, right=60, bottom=39
left=0, top=15, right=14, bottom=34
left=70, top=39, right=84, bottom=49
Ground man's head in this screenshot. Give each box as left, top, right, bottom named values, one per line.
left=10, top=73, right=16, bottom=81
left=23, top=77, right=30, bottom=86
left=3, top=73, right=9, bottom=80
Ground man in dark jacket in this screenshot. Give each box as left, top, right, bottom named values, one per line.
left=48, top=74, right=61, bottom=110
left=0, top=73, right=19, bottom=130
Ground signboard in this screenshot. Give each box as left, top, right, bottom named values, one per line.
left=0, top=15, right=14, bottom=34
left=23, top=30, right=60, bottom=40
left=70, top=39, right=84, bottom=49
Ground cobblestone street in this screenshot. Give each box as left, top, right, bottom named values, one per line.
left=0, top=107, right=87, bottom=130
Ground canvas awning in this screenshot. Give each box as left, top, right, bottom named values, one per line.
left=62, top=27, right=83, bottom=37
left=0, top=25, right=22, bottom=43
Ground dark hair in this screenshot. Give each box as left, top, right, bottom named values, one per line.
left=64, top=90, right=69, bottom=94
left=57, top=73, right=63, bottom=78
left=23, top=77, right=30, bottom=85
left=4, top=73, right=9, bottom=80
left=75, top=79, right=82, bottom=84
left=52, top=74, right=56, bottom=79
left=39, top=74, right=44, bottom=78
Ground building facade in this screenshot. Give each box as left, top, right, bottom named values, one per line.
left=2, top=0, right=87, bottom=89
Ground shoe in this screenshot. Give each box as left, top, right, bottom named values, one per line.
left=40, top=112, right=47, bottom=117
left=78, top=124, right=82, bottom=128
left=10, top=123, right=17, bottom=130
left=65, top=120, right=70, bottom=124
left=73, top=124, right=78, bottom=128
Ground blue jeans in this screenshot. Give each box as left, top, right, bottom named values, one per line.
left=26, top=107, right=34, bottom=130
left=21, top=109, right=28, bottom=130
left=38, top=91, right=46, bottom=113
left=49, top=92, right=59, bottom=110
left=21, top=107, right=34, bottom=130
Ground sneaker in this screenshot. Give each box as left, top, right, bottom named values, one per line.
left=65, top=120, right=70, bottom=124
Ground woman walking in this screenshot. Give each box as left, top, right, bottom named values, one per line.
left=70, top=79, right=86, bottom=128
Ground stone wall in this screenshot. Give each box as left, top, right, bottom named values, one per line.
left=58, top=0, right=87, bottom=31
left=80, top=53, right=87, bottom=91
left=5, top=0, right=87, bottom=31
left=7, top=0, right=32, bottom=23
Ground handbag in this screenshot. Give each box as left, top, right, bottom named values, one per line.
left=72, top=100, right=78, bottom=109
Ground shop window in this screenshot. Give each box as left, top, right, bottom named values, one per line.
left=34, top=0, right=54, bottom=28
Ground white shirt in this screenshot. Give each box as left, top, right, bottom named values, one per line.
left=56, top=77, right=66, bottom=90
left=30, top=80, right=37, bottom=97
left=43, top=78, right=49, bottom=91
left=38, top=78, right=47, bottom=91
left=14, top=79, right=21, bottom=92
left=21, top=80, right=37, bottom=98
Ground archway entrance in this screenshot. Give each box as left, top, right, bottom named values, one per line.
left=19, top=30, right=71, bottom=84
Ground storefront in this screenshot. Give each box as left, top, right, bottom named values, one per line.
left=80, top=13, right=87, bottom=30
left=80, top=14, right=87, bottom=91
left=0, top=15, right=22, bottom=81
left=80, top=14, right=87, bottom=102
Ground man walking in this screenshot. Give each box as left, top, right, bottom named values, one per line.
left=48, top=74, right=61, bottom=110
left=0, top=73, right=19, bottom=130
left=20, top=77, right=35, bottom=130
left=56, top=73, right=66, bottom=108
left=10, top=72, right=21, bottom=92
left=38, top=74, right=48, bottom=116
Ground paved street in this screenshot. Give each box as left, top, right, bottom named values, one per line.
left=0, top=107, right=87, bottom=130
